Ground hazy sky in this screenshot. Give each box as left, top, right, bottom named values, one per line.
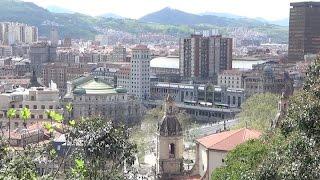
left=22, top=0, right=318, bottom=20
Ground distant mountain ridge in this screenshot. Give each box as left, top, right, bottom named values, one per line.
left=46, top=5, right=74, bottom=14
left=198, top=11, right=289, bottom=26
left=139, top=7, right=267, bottom=27
left=99, top=13, right=124, bottom=19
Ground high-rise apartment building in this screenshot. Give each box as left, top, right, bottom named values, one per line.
left=49, top=27, right=59, bottom=45
left=179, top=34, right=232, bottom=81
left=110, top=45, right=127, bottom=62
left=130, top=45, right=150, bottom=100
left=29, top=42, right=57, bottom=74
left=0, top=22, right=38, bottom=45
left=288, top=2, right=320, bottom=63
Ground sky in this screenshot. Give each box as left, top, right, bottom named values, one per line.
left=22, top=0, right=319, bottom=20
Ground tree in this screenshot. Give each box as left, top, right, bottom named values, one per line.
left=212, top=139, right=268, bottom=180
left=46, top=110, right=55, bottom=125
left=252, top=58, right=320, bottom=179
left=212, top=58, right=320, bottom=180
left=6, top=108, right=16, bottom=143
left=66, top=103, right=73, bottom=122
left=68, top=118, right=137, bottom=179
left=20, top=107, right=31, bottom=128
left=236, top=93, right=279, bottom=131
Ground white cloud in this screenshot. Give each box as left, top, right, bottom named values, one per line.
left=22, top=0, right=320, bottom=20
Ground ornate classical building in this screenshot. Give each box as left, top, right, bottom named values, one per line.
left=157, top=95, right=184, bottom=179
left=64, top=76, right=142, bottom=123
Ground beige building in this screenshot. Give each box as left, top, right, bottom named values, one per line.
left=157, top=95, right=184, bottom=179
left=0, top=81, right=63, bottom=129
left=192, top=128, right=261, bottom=179
left=218, top=69, right=245, bottom=88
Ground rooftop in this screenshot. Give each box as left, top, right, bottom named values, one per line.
left=196, top=128, right=261, bottom=151
left=72, top=76, right=125, bottom=95
left=150, top=56, right=179, bottom=69
left=290, top=1, right=320, bottom=7
left=132, top=44, right=149, bottom=50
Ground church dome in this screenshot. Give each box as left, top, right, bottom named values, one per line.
left=263, top=65, right=274, bottom=77
left=159, top=115, right=182, bottom=136
left=159, top=94, right=183, bottom=136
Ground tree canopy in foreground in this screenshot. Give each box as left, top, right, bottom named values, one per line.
left=236, top=93, right=279, bottom=131
left=212, top=57, right=320, bottom=180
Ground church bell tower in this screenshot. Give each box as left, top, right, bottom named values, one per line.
left=157, top=94, right=184, bottom=179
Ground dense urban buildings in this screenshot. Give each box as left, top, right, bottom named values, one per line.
left=288, top=2, right=320, bottom=63
left=179, top=34, right=232, bottom=81
left=42, top=63, right=95, bottom=96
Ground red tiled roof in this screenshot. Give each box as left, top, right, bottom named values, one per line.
left=196, top=128, right=261, bottom=151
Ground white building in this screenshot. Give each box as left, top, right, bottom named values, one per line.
left=192, top=128, right=261, bottom=179
left=130, top=45, right=150, bottom=100
left=0, top=81, right=63, bottom=128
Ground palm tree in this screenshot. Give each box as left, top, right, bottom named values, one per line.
left=46, top=110, right=55, bottom=125
left=20, top=107, right=31, bottom=148
left=46, top=110, right=55, bottom=138
left=6, top=108, right=16, bottom=143
left=66, top=103, right=73, bottom=122
left=20, top=107, right=31, bottom=128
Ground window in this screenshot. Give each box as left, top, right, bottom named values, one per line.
left=33, top=105, right=37, bottom=109
left=41, top=105, right=45, bottom=109
left=25, top=105, right=29, bottom=109
left=49, top=105, right=53, bottom=109
left=169, top=143, right=175, bottom=158
left=31, top=115, right=35, bottom=119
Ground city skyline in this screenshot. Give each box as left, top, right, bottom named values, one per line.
left=21, top=0, right=315, bottom=21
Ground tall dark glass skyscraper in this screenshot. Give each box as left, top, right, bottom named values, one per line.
left=288, top=2, right=320, bottom=63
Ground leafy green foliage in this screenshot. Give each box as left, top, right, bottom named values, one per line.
left=6, top=108, right=16, bottom=120
left=20, top=107, right=31, bottom=127
left=236, top=93, right=279, bottom=131
left=253, top=132, right=320, bottom=180
left=68, top=118, right=137, bottom=179
left=212, top=139, right=268, bottom=180
left=0, top=149, right=38, bottom=180
left=70, top=158, right=87, bottom=180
